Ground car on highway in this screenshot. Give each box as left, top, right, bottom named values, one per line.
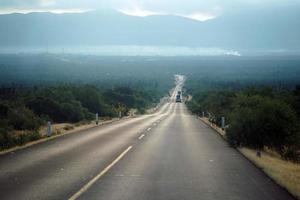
left=176, top=94, right=182, bottom=103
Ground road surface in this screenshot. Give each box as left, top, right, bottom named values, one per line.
left=0, top=76, right=294, bottom=200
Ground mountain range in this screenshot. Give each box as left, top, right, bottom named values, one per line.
left=0, top=8, right=299, bottom=54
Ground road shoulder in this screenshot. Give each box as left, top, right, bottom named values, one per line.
left=0, top=116, right=133, bottom=156
left=198, top=116, right=299, bottom=200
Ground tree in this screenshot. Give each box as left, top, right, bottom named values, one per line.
left=227, top=94, right=299, bottom=157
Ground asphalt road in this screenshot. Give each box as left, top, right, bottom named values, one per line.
left=0, top=77, right=295, bottom=200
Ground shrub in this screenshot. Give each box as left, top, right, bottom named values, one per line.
left=186, top=90, right=234, bottom=125
left=7, top=106, right=43, bottom=131
left=72, top=86, right=111, bottom=116
left=0, top=103, right=9, bottom=118
left=28, top=131, right=41, bottom=141
left=227, top=94, right=299, bottom=157
left=282, top=146, right=300, bottom=162
left=27, top=96, right=93, bottom=123
left=0, top=132, right=15, bottom=149
left=63, top=125, right=74, bottom=131
left=17, top=133, right=30, bottom=145
left=26, top=97, right=63, bottom=122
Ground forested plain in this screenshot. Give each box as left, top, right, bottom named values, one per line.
left=184, top=56, right=300, bottom=161
left=0, top=54, right=173, bottom=149
left=1, top=54, right=300, bottom=159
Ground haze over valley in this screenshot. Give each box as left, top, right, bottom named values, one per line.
left=1, top=1, right=300, bottom=200
left=0, top=6, right=299, bottom=56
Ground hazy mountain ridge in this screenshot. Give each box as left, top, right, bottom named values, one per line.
left=0, top=8, right=299, bottom=53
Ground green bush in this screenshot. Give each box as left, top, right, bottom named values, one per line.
left=0, top=131, right=41, bottom=150
left=282, top=146, right=300, bottom=162
left=227, top=94, right=299, bottom=156
left=17, top=134, right=30, bottom=145
left=60, top=102, right=85, bottom=122
left=7, top=106, right=43, bottom=131
left=27, top=92, right=94, bottom=123
left=26, top=97, right=63, bottom=122
left=72, top=86, right=111, bottom=116
left=0, top=132, right=14, bottom=149
left=28, top=131, right=41, bottom=141
left=186, top=90, right=234, bottom=125
left=0, top=84, right=166, bottom=149
left=0, top=103, right=9, bottom=118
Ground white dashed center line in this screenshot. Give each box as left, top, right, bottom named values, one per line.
left=68, top=146, right=132, bottom=200
left=138, top=134, right=145, bottom=140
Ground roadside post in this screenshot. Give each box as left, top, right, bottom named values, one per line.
left=116, top=103, right=123, bottom=119
left=96, top=113, right=99, bottom=125
left=47, top=121, right=52, bottom=137
left=221, top=117, right=225, bottom=130
left=256, top=150, right=261, bottom=157
left=208, top=112, right=212, bottom=126
left=202, top=111, right=205, bottom=118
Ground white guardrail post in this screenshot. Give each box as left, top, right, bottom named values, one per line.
left=221, top=117, right=225, bottom=130
left=47, top=121, right=52, bottom=137
left=96, top=113, right=99, bottom=125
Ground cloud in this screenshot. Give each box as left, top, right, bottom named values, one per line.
left=180, top=12, right=217, bottom=22
left=24, top=45, right=241, bottom=56
left=225, top=50, right=241, bottom=56
left=0, top=0, right=54, bottom=8
left=0, top=8, right=89, bottom=15
left=116, top=4, right=218, bottom=21
left=117, top=8, right=217, bottom=22
left=0, top=0, right=299, bottom=15
left=117, top=6, right=159, bottom=17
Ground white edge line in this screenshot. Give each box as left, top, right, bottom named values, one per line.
left=138, top=134, right=145, bottom=140
left=68, top=146, right=132, bottom=200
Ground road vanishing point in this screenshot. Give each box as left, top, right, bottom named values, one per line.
left=0, top=75, right=295, bottom=200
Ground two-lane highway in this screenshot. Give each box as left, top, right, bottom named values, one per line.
left=0, top=85, right=178, bottom=200
left=0, top=76, right=295, bottom=200
left=76, top=99, right=294, bottom=200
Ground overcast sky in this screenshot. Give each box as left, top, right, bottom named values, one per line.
left=0, top=0, right=299, bottom=21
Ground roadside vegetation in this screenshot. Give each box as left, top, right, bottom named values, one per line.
left=187, top=87, right=300, bottom=161
left=185, top=73, right=300, bottom=198
left=0, top=54, right=176, bottom=150
left=0, top=85, right=166, bottom=150
left=183, top=56, right=300, bottom=162
left=240, top=148, right=300, bottom=199
left=1, top=53, right=300, bottom=162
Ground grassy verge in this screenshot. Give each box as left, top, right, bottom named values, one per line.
left=199, top=116, right=300, bottom=200
left=0, top=117, right=125, bottom=155
left=0, top=84, right=168, bottom=150
left=239, top=148, right=300, bottom=199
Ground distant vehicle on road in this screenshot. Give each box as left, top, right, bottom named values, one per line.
left=176, top=94, right=182, bottom=103
left=177, top=91, right=181, bottom=95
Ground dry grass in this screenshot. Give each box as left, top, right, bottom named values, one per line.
left=63, top=124, right=74, bottom=131
left=239, top=147, right=300, bottom=199
left=0, top=118, right=126, bottom=155
left=199, top=117, right=300, bottom=199
left=74, top=120, right=91, bottom=127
